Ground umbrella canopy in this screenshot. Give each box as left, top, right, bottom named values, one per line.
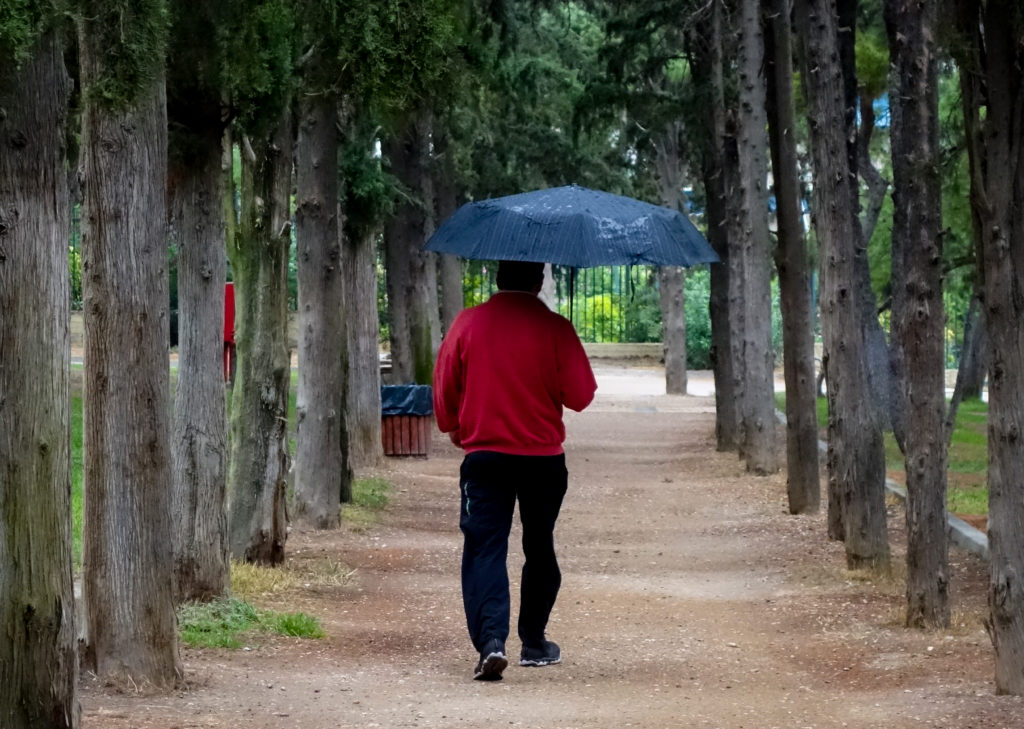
left=426, top=184, right=719, bottom=268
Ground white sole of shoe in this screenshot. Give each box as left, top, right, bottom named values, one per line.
left=474, top=651, right=508, bottom=680
left=519, top=655, right=562, bottom=667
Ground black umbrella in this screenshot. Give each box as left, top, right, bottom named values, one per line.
left=425, top=184, right=718, bottom=267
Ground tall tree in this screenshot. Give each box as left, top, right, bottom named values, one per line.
left=227, top=105, right=294, bottom=563
left=432, top=121, right=465, bottom=335
left=225, top=1, right=296, bottom=563
left=384, top=110, right=441, bottom=385
left=167, top=0, right=230, bottom=602
left=654, top=123, right=688, bottom=395
left=340, top=115, right=387, bottom=470
left=794, top=0, right=890, bottom=567
left=971, top=0, right=1024, bottom=696
left=765, top=0, right=821, bottom=513
left=293, top=3, right=351, bottom=526
left=689, top=0, right=740, bottom=451
left=77, top=0, right=182, bottom=683
left=884, top=0, right=949, bottom=627
left=733, top=0, right=779, bottom=474
left=0, top=16, right=79, bottom=727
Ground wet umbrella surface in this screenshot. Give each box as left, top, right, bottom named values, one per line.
left=426, top=184, right=718, bottom=268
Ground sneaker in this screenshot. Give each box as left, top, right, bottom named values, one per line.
left=473, top=638, right=508, bottom=681
left=520, top=639, right=561, bottom=667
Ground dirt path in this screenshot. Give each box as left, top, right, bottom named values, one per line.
left=82, top=364, right=1022, bottom=728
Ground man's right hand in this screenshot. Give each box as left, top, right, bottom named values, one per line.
left=448, top=430, right=463, bottom=448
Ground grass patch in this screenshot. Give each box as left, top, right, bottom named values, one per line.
left=342, top=477, right=392, bottom=531
left=948, top=485, right=988, bottom=516
left=178, top=597, right=324, bottom=649
left=230, top=558, right=356, bottom=599
left=773, top=392, right=992, bottom=514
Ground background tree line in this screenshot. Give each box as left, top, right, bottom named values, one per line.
left=3, top=0, right=1024, bottom=726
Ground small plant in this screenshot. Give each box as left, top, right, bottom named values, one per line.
left=178, top=598, right=263, bottom=649
left=178, top=597, right=324, bottom=649
left=269, top=611, right=325, bottom=638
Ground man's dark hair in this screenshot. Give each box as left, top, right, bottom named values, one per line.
left=496, top=260, right=545, bottom=292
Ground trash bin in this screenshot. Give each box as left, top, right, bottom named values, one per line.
left=381, top=385, right=433, bottom=457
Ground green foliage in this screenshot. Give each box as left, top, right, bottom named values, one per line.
left=684, top=268, right=712, bottom=369
left=341, top=117, right=399, bottom=239
left=68, top=245, right=82, bottom=310
left=0, top=0, right=65, bottom=64
left=75, top=0, right=169, bottom=108
left=622, top=283, right=661, bottom=343
left=222, top=0, right=296, bottom=134
left=335, top=0, right=460, bottom=121
left=855, top=29, right=888, bottom=100
left=178, top=597, right=324, bottom=649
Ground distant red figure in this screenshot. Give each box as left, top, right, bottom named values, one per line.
left=224, top=282, right=236, bottom=385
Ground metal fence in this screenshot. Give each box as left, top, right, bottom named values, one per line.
left=463, top=261, right=664, bottom=343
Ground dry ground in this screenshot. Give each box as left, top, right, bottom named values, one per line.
left=80, top=364, right=1022, bottom=728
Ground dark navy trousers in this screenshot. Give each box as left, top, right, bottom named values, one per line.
left=459, top=450, right=568, bottom=652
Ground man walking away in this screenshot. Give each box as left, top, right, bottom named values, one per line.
left=433, top=260, right=597, bottom=681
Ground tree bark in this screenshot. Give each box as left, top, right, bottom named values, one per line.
left=344, top=227, right=384, bottom=470
left=884, top=0, right=950, bottom=628
left=836, top=0, right=894, bottom=439
left=168, top=133, right=229, bottom=602
left=432, top=122, right=464, bottom=334
left=167, top=17, right=229, bottom=602
left=227, top=109, right=292, bottom=565
left=294, top=91, right=350, bottom=528
left=958, top=299, right=988, bottom=399
left=765, top=0, right=821, bottom=513
left=692, top=0, right=739, bottom=450
left=78, top=29, right=182, bottom=682
left=734, top=0, right=779, bottom=474
left=654, top=123, right=688, bottom=395
left=0, top=29, right=80, bottom=728
left=976, top=0, right=1024, bottom=696
left=857, top=94, right=889, bottom=245
left=950, top=0, right=990, bottom=407
left=794, top=0, right=890, bottom=567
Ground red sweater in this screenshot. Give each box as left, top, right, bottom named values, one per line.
left=433, top=291, right=597, bottom=456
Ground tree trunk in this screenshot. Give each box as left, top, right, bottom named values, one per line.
left=78, top=26, right=182, bottom=682
left=690, top=0, right=739, bottom=450
left=654, top=123, right=689, bottom=396
left=958, top=302, right=988, bottom=399
left=948, top=0, right=990, bottom=411
left=734, top=0, right=779, bottom=474
left=884, top=0, right=949, bottom=628
left=383, top=112, right=440, bottom=385
left=294, top=91, right=350, bottom=528
left=344, top=227, right=384, bottom=470
left=0, top=29, right=80, bottom=728
left=227, top=109, right=292, bottom=565
left=857, top=94, right=889, bottom=246
left=794, top=0, right=890, bottom=568
left=835, top=0, right=894, bottom=439
left=168, top=132, right=229, bottom=602
left=659, top=267, right=687, bottom=394
left=166, top=18, right=230, bottom=601
left=977, top=0, right=1024, bottom=696
left=765, top=0, right=821, bottom=513
left=432, top=123, right=464, bottom=334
